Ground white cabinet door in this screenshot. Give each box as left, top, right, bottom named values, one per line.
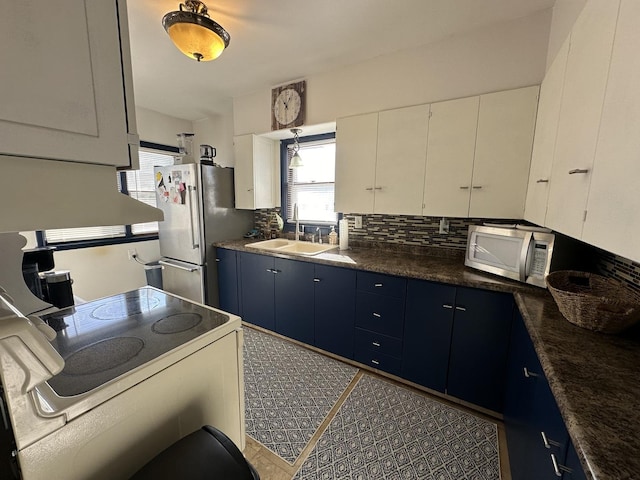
left=583, top=0, right=640, bottom=263
left=335, top=113, right=378, bottom=214
left=0, top=0, right=137, bottom=168
left=423, top=96, right=479, bottom=217
left=233, top=135, right=276, bottom=210
left=375, top=105, right=429, bottom=215
left=524, top=38, right=570, bottom=226
left=545, top=0, right=620, bottom=237
left=470, top=86, right=539, bottom=219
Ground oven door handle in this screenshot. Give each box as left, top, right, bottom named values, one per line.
left=519, top=232, right=533, bottom=282
left=158, top=260, right=199, bottom=273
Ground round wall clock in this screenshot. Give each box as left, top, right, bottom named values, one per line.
left=271, top=80, right=306, bottom=130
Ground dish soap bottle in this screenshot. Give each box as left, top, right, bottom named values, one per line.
left=328, top=226, right=338, bottom=245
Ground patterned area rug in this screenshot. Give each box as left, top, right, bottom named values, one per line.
left=293, top=374, right=500, bottom=480
left=243, top=327, right=358, bottom=464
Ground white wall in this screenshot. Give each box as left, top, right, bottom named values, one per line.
left=136, top=106, right=193, bottom=146
left=546, top=0, right=587, bottom=68
left=193, top=101, right=235, bottom=167
left=233, top=10, right=552, bottom=135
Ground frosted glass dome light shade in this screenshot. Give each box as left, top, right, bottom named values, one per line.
left=162, top=1, right=230, bottom=62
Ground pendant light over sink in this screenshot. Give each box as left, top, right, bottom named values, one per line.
left=162, top=1, right=230, bottom=62
left=289, top=128, right=304, bottom=169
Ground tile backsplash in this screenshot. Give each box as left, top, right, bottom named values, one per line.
left=253, top=209, right=640, bottom=295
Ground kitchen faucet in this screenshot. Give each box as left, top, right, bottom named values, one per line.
left=293, top=204, right=304, bottom=241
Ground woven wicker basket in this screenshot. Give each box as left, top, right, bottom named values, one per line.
left=546, top=270, right=640, bottom=334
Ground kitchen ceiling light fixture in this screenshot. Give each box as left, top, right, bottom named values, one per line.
left=289, top=128, right=304, bottom=169
left=162, top=1, right=230, bottom=62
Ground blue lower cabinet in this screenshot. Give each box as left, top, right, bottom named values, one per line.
left=216, top=248, right=240, bottom=315
left=354, top=343, right=402, bottom=375
left=446, top=287, right=513, bottom=412
left=355, top=292, right=405, bottom=338
left=314, top=265, right=356, bottom=359
left=401, top=280, right=456, bottom=393
left=562, top=441, right=588, bottom=480
left=274, top=258, right=315, bottom=344
left=238, top=252, right=275, bottom=330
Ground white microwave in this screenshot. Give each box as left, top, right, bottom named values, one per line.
left=465, top=225, right=555, bottom=288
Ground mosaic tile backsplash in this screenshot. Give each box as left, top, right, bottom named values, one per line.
left=253, top=209, right=640, bottom=294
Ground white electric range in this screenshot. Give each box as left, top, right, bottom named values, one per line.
left=0, top=287, right=244, bottom=480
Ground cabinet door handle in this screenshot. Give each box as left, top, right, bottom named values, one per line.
left=373, top=312, right=381, bottom=318
left=536, top=179, right=549, bottom=183
left=313, top=278, right=321, bottom=282
left=551, top=453, right=572, bottom=477
left=568, top=169, right=589, bottom=175
left=266, top=269, right=273, bottom=273
left=455, top=306, right=466, bottom=311
left=365, top=187, right=374, bottom=191
left=541, top=431, right=561, bottom=449
left=215, top=258, right=221, bottom=262
left=374, top=186, right=383, bottom=190
left=459, top=186, right=469, bottom=190
left=472, top=186, right=483, bottom=189
left=442, top=304, right=453, bottom=309
left=523, top=367, right=539, bottom=378
left=371, top=359, right=380, bottom=366
left=372, top=342, right=381, bottom=347
left=374, top=283, right=383, bottom=287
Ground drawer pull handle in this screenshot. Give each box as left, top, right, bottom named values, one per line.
left=523, top=367, right=539, bottom=378
left=372, top=342, right=381, bottom=347
left=313, top=278, right=321, bottom=282
left=371, top=360, right=380, bottom=365
left=541, top=431, right=561, bottom=449
left=536, top=179, right=549, bottom=183
left=374, top=283, right=383, bottom=287
left=455, top=306, right=466, bottom=311
left=551, top=453, right=572, bottom=477
left=373, top=312, right=381, bottom=318
left=568, top=168, right=589, bottom=175
left=442, top=304, right=453, bottom=309
left=215, top=258, right=221, bottom=262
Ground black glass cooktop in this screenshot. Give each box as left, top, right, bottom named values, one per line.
left=40, top=287, right=229, bottom=396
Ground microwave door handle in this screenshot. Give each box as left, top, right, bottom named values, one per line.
left=519, top=232, right=533, bottom=282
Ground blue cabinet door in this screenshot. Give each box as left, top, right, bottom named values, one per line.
left=274, top=258, right=315, bottom=344
left=446, top=287, right=513, bottom=412
left=562, top=441, right=587, bottom=480
left=401, top=280, right=456, bottom=393
left=238, top=252, right=275, bottom=330
left=314, top=264, right=356, bottom=359
left=216, top=248, right=239, bottom=315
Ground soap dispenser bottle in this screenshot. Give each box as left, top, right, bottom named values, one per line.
left=328, top=226, right=338, bottom=245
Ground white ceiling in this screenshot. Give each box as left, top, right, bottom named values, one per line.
left=127, top=0, right=555, bottom=122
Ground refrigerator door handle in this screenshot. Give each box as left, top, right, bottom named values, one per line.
left=188, top=185, right=200, bottom=250
left=158, top=260, right=199, bottom=273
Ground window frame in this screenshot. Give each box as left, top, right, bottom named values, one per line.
left=36, top=141, right=179, bottom=251
left=280, top=132, right=339, bottom=233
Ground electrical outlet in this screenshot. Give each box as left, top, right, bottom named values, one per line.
left=127, top=249, right=137, bottom=260
left=439, top=217, right=450, bottom=234
left=354, top=216, right=363, bottom=229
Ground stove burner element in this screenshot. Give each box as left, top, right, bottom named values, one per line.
left=152, top=313, right=203, bottom=334
left=91, top=296, right=161, bottom=320
left=63, top=337, right=145, bottom=376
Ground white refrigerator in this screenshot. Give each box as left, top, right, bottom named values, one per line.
left=154, top=163, right=253, bottom=305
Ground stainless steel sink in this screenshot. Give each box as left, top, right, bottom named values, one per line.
left=246, top=239, right=337, bottom=256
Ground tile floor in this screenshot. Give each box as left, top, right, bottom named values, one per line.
left=242, top=326, right=511, bottom=480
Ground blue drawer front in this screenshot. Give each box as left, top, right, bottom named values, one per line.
left=355, top=327, right=403, bottom=359
left=356, top=292, right=405, bottom=338
left=354, top=345, right=402, bottom=375
left=356, top=271, right=406, bottom=298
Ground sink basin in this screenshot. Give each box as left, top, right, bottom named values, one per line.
left=246, top=239, right=337, bottom=256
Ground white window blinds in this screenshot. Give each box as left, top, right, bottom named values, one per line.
left=286, top=140, right=337, bottom=224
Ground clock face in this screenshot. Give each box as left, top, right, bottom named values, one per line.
left=273, top=88, right=301, bottom=126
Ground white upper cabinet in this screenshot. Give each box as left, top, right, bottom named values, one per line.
left=335, top=113, right=379, bottom=214
left=423, top=96, right=479, bottom=218
left=470, top=86, right=539, bottom=219
left=0, top=0, right=138, bottom=169
left=545, top=0, right=620, bottom=238
left=583, top=0, right=640, bottom=263
left=375, top=105, right=429, bottom=215
left=524, top=38, right=570, bottom=226
left=234, top=134, right=277, bottom=210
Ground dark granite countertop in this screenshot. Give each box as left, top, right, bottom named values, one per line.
left=216, top=239, right=640, bottom=480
